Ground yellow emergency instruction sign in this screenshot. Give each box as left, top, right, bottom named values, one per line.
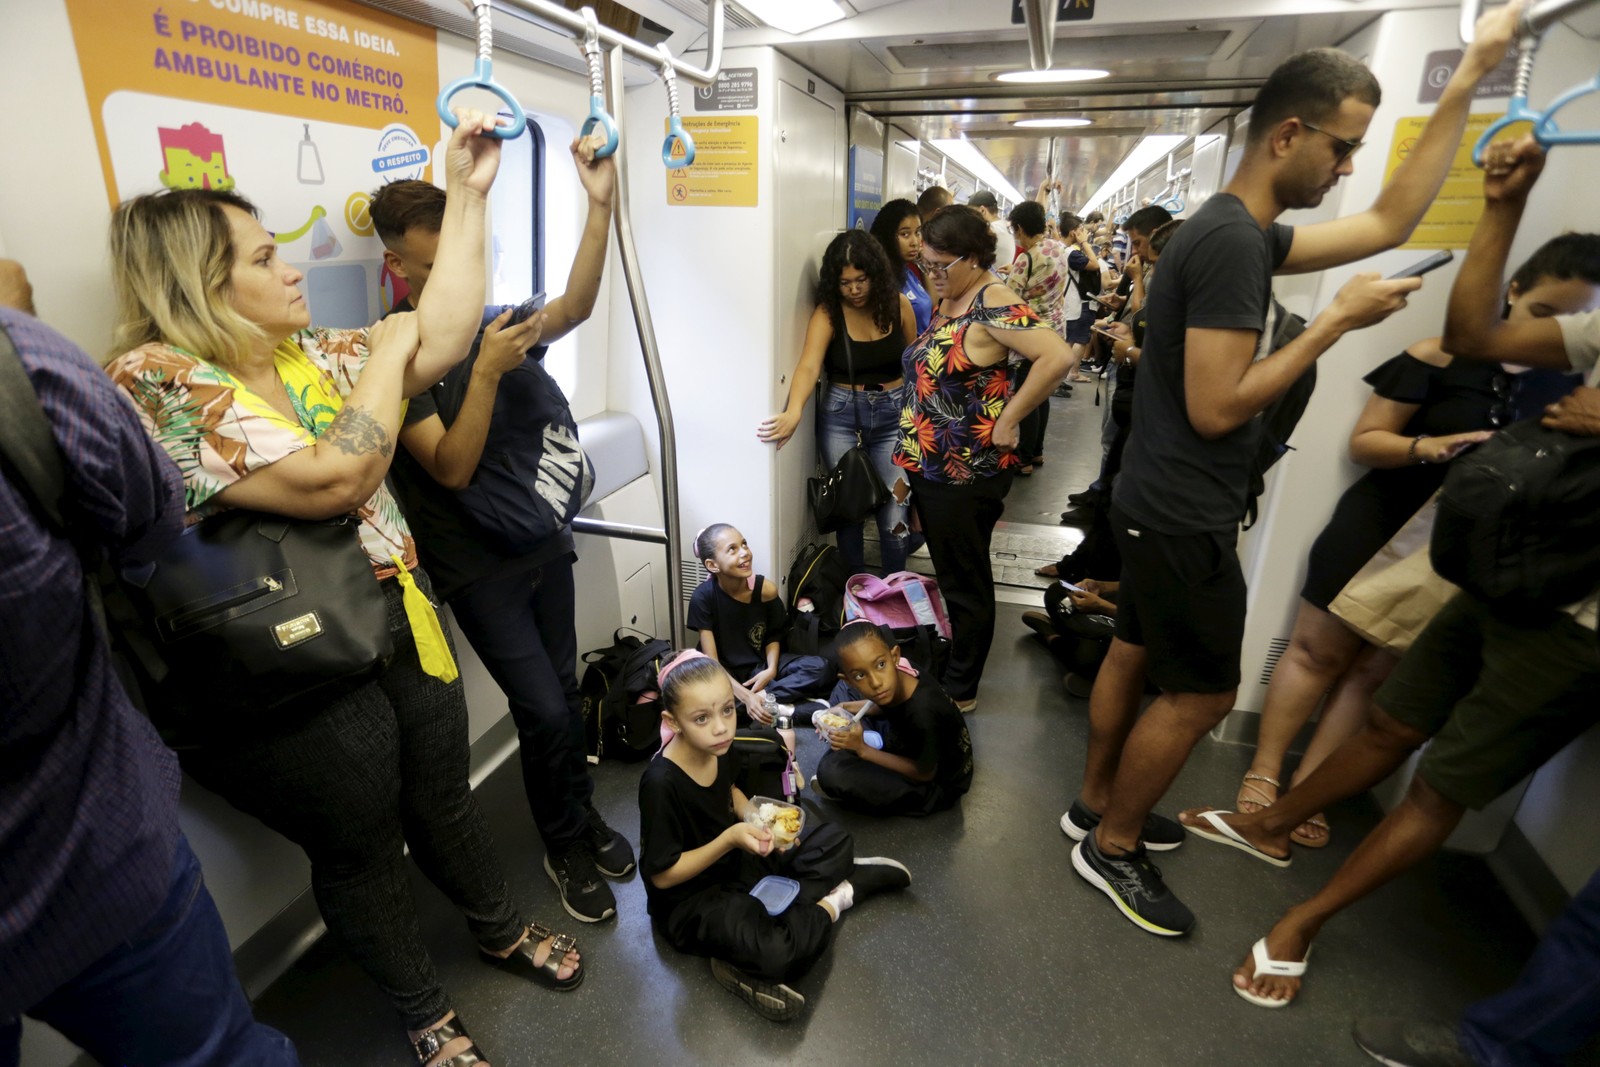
left=666, top=116, right=759, bottom=208
left=1383, top=112, right=1503, bottom=250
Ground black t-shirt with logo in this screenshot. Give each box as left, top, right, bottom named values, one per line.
left=686, top=576, right=790, bottom=679
left=1114, top=194, right=1294, bottom=534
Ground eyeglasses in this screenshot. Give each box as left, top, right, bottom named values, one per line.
left=917, top=255, right=967, bottom=277
left=1300, top=119, right=1365, bottom=163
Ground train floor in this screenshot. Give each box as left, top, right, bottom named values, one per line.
left=245, top=381, right=1561, bottom=1066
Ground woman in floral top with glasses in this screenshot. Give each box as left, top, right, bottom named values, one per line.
left=893, top=205, right=1075, bottom=711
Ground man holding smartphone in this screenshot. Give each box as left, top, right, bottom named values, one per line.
left=372, top=137, right=636, bottom=926
left=1063, top=5, right=1523, bottom=940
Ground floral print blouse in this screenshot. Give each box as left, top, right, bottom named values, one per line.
left=893, top=290, right=1047, bottom=485
left=106, top=328, right=418, bottom=579
left=1008, top=238, right=1074, bottom=335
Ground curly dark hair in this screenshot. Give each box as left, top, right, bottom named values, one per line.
left=1510, top=232, right=1600, bottom=292
left=922, top=205, right=998, bottom=270
left=817, top=229, right=899, bottom=336
left=1008, top=200, right=1046, bottom=239
left=870, top=198, right=920, bottom=286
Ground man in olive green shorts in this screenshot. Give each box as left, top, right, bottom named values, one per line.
left=1173, top=131, right=1600, bottom=1009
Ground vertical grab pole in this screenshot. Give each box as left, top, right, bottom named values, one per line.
left=605, top=43, right=688, bottom=648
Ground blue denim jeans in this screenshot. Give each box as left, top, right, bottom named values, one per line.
left=817, top=383, right=914, bottom=574
left=1458, top=865, right=1600, bottom=1066
left=1, top=834, right=299, bottom=1067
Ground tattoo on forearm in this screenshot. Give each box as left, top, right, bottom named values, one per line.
left=321, top=406, right=393, bottom=458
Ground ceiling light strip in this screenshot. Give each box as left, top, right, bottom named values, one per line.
left=929, top=137, right=1027, bottom=206
left=1079, top=134, right=1187, bottom=216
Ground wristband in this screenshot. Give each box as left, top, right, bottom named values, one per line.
left=1408, top=434, right=1431, bottom=464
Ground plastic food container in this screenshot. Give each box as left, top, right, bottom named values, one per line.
left=745, top=796, right=805, bottom=850
left=813, top=709, right=854, bottom=736
left=748, top=875, right=801, bottom=915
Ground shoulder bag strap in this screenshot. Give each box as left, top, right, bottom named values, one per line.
left=0, top=322, right=70, bottom=534
left=842, top=322, right=864, bottom=441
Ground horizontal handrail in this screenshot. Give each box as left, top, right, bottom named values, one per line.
left=571, top=517, right=669, bottom=545
left=484, top=0, right=726, bottom=87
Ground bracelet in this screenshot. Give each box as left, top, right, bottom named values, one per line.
left=1408, top=434, right=1431, bottom=464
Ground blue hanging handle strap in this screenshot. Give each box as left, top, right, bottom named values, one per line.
left=1533, top=68, right=1600, bottom=147
left=658, top=44, right=696, bottom=168
left=579, top=8, right=620, bottom=159
left=436, top=0, right=526, bottom=140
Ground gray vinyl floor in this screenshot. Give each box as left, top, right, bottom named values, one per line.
left=248, top=384, right=1557, bottom=1066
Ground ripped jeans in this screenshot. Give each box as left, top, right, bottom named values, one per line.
left=818, top=383, right=914, bottom=574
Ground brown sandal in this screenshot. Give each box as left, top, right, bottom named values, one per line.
left=481, top=922, right=584, bottom=991
left=413, top=1016, right=487, bottom=1067
left=1235, top=772, right=1280, bottom=815
left=1291, top=814, right=1331, bottom=849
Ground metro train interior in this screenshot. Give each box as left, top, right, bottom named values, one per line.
left=6, top=0, right=1600, bottom=1063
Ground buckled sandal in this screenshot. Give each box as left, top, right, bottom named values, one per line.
left=1235, top=772, right=1280, bottom=815
left=412, top=1016, right=487, bottom=1067
left=481, top=922, right=584, bottom=991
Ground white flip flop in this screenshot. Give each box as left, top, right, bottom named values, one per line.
left=1233, top=937, right=1311, bottom=1009
left=1185, top=809, right=1292, bottom=868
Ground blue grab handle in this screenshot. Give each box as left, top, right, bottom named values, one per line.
left=581, top=94, right=620, bottom=159
left=1472, top=96, right=1540, bottom=166
left=663, top=115, right=695, bottom=168
left=437, top=57, right=527, bottom=141
left=1533, top=72, right=1600, bottom=148
left=1161, top=197, right=1185, bottom=214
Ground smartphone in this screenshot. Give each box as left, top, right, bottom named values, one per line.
left=1091, top=324, right=1122, bottom=338
left=1387, top=250, right=1454, bottom=280
left=1058, top=579, right=1086, bottom=594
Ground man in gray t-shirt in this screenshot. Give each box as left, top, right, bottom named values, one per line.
left=1064, top=10, right=1523, bottom=942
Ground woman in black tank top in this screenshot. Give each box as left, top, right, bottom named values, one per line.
left=758, top=231, right=917, bottom=574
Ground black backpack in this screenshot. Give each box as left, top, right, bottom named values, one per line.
left=1243, top=299, right=1313, bottom=529
left=785, top=543, right=848, bottom=654
left=578, top=628, right=673, bottom=761
left=434, top=301, right=595, bottom=555
left=1431, top=417, right=1600, bottom=610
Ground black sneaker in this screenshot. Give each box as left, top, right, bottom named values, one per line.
left=543, top=843, right=616, bottom=923
left=1067, top=489, right=1103, bottom=507
left=1071, top=835, right=1194, bottom=937
left=709, top=958, right=805, bottom=1022
left=1352, top=1017, right=1475, bottom=1066
left=850, top=857, right=912, bottom=900
left=1059, top=798, right=1185, bottom=851
left=1058, top=505, right=1095, bottom=527
left=584, top=806, right=635, bottom=878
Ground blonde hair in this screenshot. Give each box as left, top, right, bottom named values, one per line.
left=109, top=189, right=269, bottom=368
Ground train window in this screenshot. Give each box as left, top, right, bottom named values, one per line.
left=490, top=112, right=580, bottom=397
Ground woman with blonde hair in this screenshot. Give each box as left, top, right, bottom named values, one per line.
left=105, top=111, right=581, bottom=1067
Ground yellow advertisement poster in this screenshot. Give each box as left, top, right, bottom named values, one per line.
left=666, top=116, right=759, bottom=208
left=62, top=0, right=442, bottom=324
left=1383, top=113, right=1502, bottom=249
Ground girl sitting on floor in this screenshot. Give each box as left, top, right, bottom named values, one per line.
left=813, top=622, right=974, bottom=816
left=687, top=524, right=831, bottom=716
left=638, top=651, right=911, bottom=1021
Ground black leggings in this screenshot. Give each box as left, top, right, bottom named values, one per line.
left=814, top=750, right=953, bottom=816
left=185, top=569, right=524, bottom=1031
left=909, top=472, right=1012, bottom=700
left=659, top=822, right=854, bottom=982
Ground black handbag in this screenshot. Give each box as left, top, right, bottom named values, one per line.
left=808, top=330, right=890, bottom=534
left=118, top=508, right=396, bottom=718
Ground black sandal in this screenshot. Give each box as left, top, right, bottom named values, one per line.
left=481, top=922, right=584, bottom=991
left=412, top=1016, right=487, bottom=1067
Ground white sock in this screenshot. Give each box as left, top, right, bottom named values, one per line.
left=820, top=880, right=854, bottom=920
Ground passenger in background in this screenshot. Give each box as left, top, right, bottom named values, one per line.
left=639, top=651, right=911, bottom=1021
left=917, top=184, right=952, bottom=224
left=1064, top=8, right=1521, bottom=940
left=870, top=198, right=932, bottom=335
left=967, top=190, right=1016, bottom=269
left=688, top=524, right=832, bottom=708
left=1021, top=579, right=1121, bottom=699
left=373, top=137, right=635, bottom=929
left=813, top=621, right=974, bottom=815
left=759, top=231, right=918, bottom=574
left=1005, top=199, right=1080, bottom=472
left=1210, top=231, right=1600, bottom=851
left=1195, top=136, right=1600, bottom=1009
left=895, top=205, right=1074, bottom=712
left=106, top=113, right=582, bottom=1067
left=0, top=280, right=298, bottom=1066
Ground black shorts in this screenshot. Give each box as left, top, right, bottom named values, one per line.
left=1110, top=506, right=1246, bottom=694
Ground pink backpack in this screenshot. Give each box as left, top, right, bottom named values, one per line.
left=842, top=571, right=952, bottom=639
